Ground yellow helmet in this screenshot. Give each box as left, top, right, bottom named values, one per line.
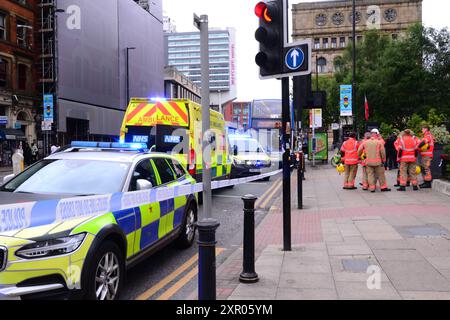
left=416, top=166, right=421, bottom=175
left=337, top=164, right=345, bottom=174
left=421, top=143, right=429, bottom=152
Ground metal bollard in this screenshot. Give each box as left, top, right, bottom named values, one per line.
left=239, top=194, right=259, bottom=283
left=197, top=219, right=220, bottom=300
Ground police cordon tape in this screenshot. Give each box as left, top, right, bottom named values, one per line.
left=0, top=169, right=282, bottom=234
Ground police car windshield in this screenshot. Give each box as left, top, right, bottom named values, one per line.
left=2, top=159, right=130, bottom=195
left=230, top=138, right=265, bottom=153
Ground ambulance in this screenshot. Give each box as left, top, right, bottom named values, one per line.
left=120, top=98, right=232, bottom=183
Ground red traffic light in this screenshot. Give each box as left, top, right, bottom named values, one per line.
left=255, top=2, right=272, bottom=22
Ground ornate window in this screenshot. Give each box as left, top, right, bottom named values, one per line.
left=0, top=14, right=6, bottom=40
left=315, top=13, right=327, bottom=26
left=332, top=12, right=344, bottom=25
left=317, top=57, right=327, bottom=73
left=384, top=8, right=397, bottom=22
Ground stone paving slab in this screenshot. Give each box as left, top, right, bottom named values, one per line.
left=220, top=167, right=450, bottom=300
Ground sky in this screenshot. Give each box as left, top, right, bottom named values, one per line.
left=163, top=0, right=449, bottom=101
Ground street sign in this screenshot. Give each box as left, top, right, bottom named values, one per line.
left=43, top=94, right=54, bottom=122
left=0, top=116, right=8, bottom=125
left=309, top=109, right=322, bottom=128
left=340, top=85, right=353, bottom=116
left=285, top=47, right=304, bottom=70
left=42, top=121, right=52, bottom=131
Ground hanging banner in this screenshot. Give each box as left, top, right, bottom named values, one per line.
left=43, top=94, right=54, bottom=122
left=340, top=85, right=353, bottom=116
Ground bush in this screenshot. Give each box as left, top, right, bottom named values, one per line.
left=380, top=123, right=394, bottom=140
left=443, top=144, right=450, bottom=155
left=430, top=125, right=450, bottom=145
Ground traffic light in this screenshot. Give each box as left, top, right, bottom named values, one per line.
left=254, top=0, right=284, bottom=78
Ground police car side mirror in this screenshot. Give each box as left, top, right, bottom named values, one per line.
left=3, top=174, right=15, bottom=185
left=136, top=179, right=152, bottom=191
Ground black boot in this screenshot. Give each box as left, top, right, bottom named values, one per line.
left=419, top=181, right=432, bottom=189
left=413, top=186, right=419, bottom=191
left=381, top=188, right=391, bottom=192
left=397, top=186, right=406, bottom=192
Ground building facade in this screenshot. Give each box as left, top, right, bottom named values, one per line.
left=164, top=66, right=201, bottom=104
left=224, top=101, right=251, bottom=131
left=0, top=0, right=39, bottom=166
left=164, top=28, right=237, bottom=109
left=292, top=0, right=423, bottom=74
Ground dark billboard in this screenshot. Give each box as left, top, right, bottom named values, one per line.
left=56, top=0, right=163, bottom=135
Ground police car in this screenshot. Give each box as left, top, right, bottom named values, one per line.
left=0, top=142, right=198, bottom=300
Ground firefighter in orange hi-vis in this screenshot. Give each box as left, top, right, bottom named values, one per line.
left=418, top=125, right=435, bottom=189
left=358, top=130, right=391, bottom=193
left=340, top=132, right=360, bottom=190
left=397, top=129, right=419, bottom=192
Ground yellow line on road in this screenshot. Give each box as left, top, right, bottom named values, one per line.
left=255, top=177, right=281, bottom=208
left=155, top=247, right=225, bottom=301
left=135, top=254, right=198, bottom=300
left=260, top=180, right=282, bottom=209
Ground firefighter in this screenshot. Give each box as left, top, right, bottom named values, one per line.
left=358, top=130, right=391, bottom=193
left=340, top=132, right=359, bottom=190
left=418, top=125, right=435, bottom=189
left=397, top=129, right=419, bottom=191
left=359, top=132, right=371, bottom=191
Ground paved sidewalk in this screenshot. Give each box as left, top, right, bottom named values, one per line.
left=217, top=165, right=450, bottom=300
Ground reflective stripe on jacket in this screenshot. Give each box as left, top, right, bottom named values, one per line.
left=420, top=132, right=435, bottom=158
left=399, top=135, right=418, bottom=163
left=341, top=138, right=359, bottom=165
left=358, top=138, right=385, bottom=167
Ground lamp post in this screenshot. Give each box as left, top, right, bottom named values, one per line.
left=126, top=47, right=136, bottom=106
left=352, top=0, right=357, bottom=136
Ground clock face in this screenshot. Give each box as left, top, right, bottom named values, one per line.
left=384, top=8, right=397, bottom=22
left=332, top=12, right=344, bottom=25
left=349, top=11, right=362, bottom=24
left=315, top=13, right=327, bottom=26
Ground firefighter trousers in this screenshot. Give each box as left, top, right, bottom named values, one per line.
left=367, top=165, right=387, bottom=191
left=362, top=166, right=368, bottom=190
left=400, top=162, right=418, bottom=186
left=344, top=164, right=358, bottom=188
left=421, top=156, right=432, bottom=182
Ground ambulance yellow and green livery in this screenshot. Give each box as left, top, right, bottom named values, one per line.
left=0, top=142, right=198, bottom=300
left=120, top=98, right=232, bottom=183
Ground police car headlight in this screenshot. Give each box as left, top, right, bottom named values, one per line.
left=16, top=233, right=86, bottom=259
left=234, top=159, right=245, bottom=165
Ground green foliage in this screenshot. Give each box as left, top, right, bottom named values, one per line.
left=444, top=144, right=450, bottom=155
left=430, top=125, right=450, bottom=145
left=380, top=123, right=394, bottom=140
left=329, top=24, right=450, bottom=131
left=407, top=114, right=426, bottom=137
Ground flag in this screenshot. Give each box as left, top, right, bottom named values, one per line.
left=364, top=95, right=369, bottom=121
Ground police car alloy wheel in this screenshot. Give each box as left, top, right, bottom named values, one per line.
left=95, top=252, right=120, bottom=300
left=176, top=204, right=197, bottom=249
left=186, top=209, right=196, bottom=243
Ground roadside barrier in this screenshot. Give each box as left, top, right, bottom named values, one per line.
left=0, top=169, right=282, bottom=234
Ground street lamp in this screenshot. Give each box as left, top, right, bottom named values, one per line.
left=126, top=47, right=136, bottom=106
left=352, top=0, right=357, bottom=136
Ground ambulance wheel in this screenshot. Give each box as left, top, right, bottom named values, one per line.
left=84, top=241, right=125, bottom=301
left=176, top=203, right=197, bottom=249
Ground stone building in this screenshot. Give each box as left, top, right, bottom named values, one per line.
left=0, top=0, right=39, bottom=166
left=292, top=0, right=423, bottom=75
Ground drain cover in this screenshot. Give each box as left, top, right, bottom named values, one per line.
left=342, top=259, right=371, bottom=272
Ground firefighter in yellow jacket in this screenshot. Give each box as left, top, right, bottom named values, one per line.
left=358, top=130, right=391, bottom=193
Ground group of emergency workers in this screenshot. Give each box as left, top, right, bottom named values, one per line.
left=340, top=125, right=435, bottom=192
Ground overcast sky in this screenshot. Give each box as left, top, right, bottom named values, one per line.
left=163, top=0, right=449, bottom=101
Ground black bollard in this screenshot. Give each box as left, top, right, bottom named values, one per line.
left=239, top=195, right=259, bottom=283
left=197, top=219, right=220, bottom=300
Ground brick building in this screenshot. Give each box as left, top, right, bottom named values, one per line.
left=0, top=0, right=39, bottom=166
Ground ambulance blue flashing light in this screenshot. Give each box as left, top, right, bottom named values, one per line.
left=71, top=141, right=148, bottom=151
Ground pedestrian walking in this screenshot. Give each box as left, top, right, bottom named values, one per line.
left=358, top=130, right=391, bottom=193
left=397, top=129, right=419, bottom=191
left=385, top=132, right=398, bottom=170
left=23, top=142, right=32, bottom=166
left=340, top=132, right=359, bottom=190
left=12, top=146, right=24, bottom=175
left=418, top=125, right=435, bottom=189
left=31, top=143, right=39, bottom=163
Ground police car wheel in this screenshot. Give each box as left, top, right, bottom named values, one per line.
left=176, top=204, right=197, bottom=249
left=85, top=241, right=125, bottom=300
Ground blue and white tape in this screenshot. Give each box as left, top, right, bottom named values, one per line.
left=0, top=170, right=282, bottom=234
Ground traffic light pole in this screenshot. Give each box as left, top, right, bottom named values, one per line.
left=281, top=77, right=291, bottom=252
left=194, top=13, right=219, bottom=301
left=293, top=76, right=304, bottom=210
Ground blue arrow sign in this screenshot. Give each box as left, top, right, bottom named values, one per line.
left=285, top=47, right=305, bottom=70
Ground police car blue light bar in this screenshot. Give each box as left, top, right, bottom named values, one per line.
left=71, top=141, right=148, bottom=150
